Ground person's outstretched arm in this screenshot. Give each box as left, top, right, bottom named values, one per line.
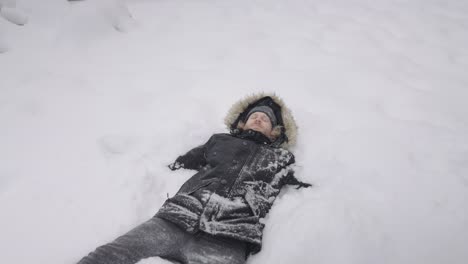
left=168, top=136, right=213, bottom=171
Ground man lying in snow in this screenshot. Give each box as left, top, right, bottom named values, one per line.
left=77, top=93, right=311, bottom=264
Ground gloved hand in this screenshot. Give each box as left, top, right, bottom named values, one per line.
left=168, top=161, right=182, bottom=171
left=279, top=170, right=312, bottom=189
left=295, top=182, right=312, bottom=189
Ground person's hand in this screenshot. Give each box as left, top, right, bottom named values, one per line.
left=295, top=182, right=312, bottom=189
left=168, top=162, right=182, bottom=171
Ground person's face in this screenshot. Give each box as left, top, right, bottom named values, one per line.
left=244, top=112, right=273, bottom=138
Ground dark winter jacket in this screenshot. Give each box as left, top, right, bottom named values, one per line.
left=156, top=94, right=310, bottom=254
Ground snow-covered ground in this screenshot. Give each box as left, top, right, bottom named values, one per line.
left=1, top=0, right=467, bottom=263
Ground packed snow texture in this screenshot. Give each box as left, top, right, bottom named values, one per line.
left=1, top=0, right=468, bottom=263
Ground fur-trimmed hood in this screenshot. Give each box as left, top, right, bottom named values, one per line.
left=224, top=93, right=298, bottom=149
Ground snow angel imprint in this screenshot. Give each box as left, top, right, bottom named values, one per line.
left=77, top=93, right=311, bottom=264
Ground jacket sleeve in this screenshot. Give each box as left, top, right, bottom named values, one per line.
left=168, top=136, right=212, bottom=171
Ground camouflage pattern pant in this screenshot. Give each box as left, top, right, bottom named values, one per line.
left=77, top=216, right=247, bottom=264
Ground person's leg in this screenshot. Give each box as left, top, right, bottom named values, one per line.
left=180, top=232, right=248, bottom=264
left=77, top=217, right=186, bottom=264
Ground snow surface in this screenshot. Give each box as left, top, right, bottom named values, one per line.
left=1, top=0, right=468, bottom=263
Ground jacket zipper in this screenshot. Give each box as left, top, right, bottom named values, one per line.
left=187, top=179, right=215, bottom=195
left=227, top=144, right=260, bottom=198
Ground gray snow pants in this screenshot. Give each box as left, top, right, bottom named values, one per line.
left=77, top=216, right=248, bottom=264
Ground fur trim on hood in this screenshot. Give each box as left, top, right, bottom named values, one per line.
left=224, top=93, right=298, bottom=149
